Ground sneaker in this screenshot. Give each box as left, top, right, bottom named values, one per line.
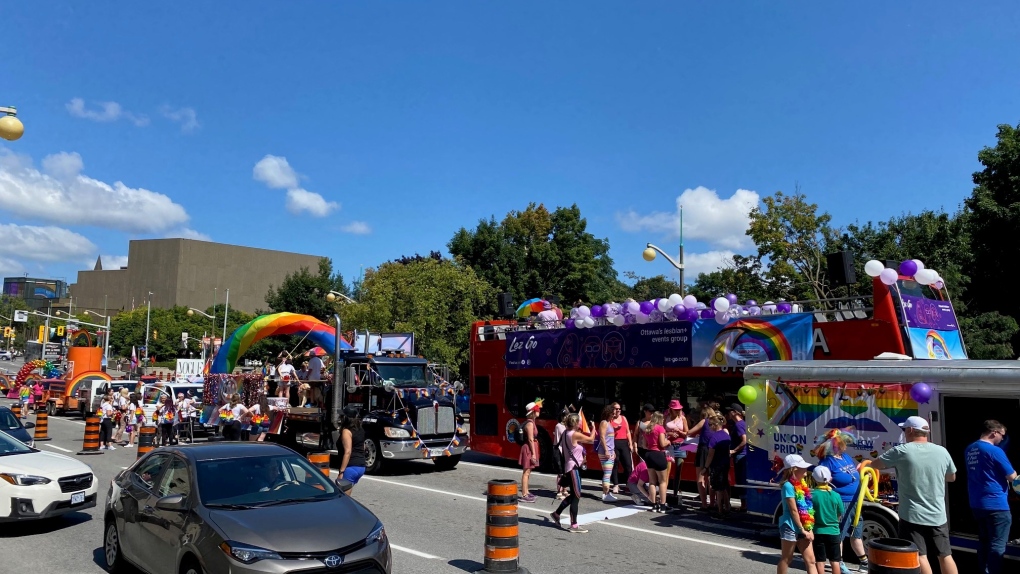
left=855, top=560, right=869, bottom=572
left=108, top=445, right=116, bottom=450
left=555, top=492, right=567, bottom=500
left=839, top=563, right=851, bottom=574
left=602, top=493, right=618, bottom=502
left=519, top=494, right=537, bottom=503
left=648, top=504, right=660, bottom=512
left=630, top=494, right=642, bottom=505
left=657, top=504, right=671, bottom=514
left=611, top=485, right=620, bottom=494
left=99, top=446, right=107, bottom=450
left=550, top=511, right=561, bottom=525
left=568, top=524, right=588, bottom=533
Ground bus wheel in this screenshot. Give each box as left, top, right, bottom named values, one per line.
left=433, top=455, right=461, bottom=471
left=364, top=438, right=382, bottom=474
left=860, top=508, right=897, bottom=544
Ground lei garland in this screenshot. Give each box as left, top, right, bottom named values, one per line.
left=792, top=478, right=815, bottom=531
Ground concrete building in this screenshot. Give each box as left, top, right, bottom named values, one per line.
left=69, top=239, right=325, bottom=314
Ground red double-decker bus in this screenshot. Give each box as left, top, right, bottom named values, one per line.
left=467, top=276, right=959, bottom=478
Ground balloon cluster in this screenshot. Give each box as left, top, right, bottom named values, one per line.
left=864, top=258, right=945, bottom=290
left=567, top=292, right=796, bottom=330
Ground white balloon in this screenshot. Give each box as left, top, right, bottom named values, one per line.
left=667, top=294, right=683, bottom=307
left=912, top=259, right=925, bottom=272
left=715, top=312, right=729, bottom=325
left=713, top=298, right=730, bottom=313
left=656, top=298, right=671, bottom=313
left=577, top=305, right=591, bottom=318
left=583, top=316, right=595, bottom=328
left=574, top=319, right=586, bottom=329
left=864, top=260, right=885, bottom=278
left=682, top=295, right=698, bottom=308
left=611, top=314, right=625, bottom=326
left=915, top=269, right=935, bottom=285
left=763, top=301, right=776, bottom=314
left=635, top=312, right=649, bottom=324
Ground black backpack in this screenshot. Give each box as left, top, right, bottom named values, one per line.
left=516, top=419, right=533, bottom=444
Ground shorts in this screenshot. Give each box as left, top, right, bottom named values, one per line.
left=898, top=520, right=951, bottom=558
left=342, top=466, right=366, bottom=485
left=813, top=533, right=841, bottom=562
left=779, top=524, right=805, bottom=542
left=695, top=443, right=709, bottom=468
left=643, top=450, right=668, bottom=472
left=709, top=467, right=730, bottom=491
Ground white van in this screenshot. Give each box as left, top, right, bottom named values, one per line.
left=138, top=382, right=205, bottom=429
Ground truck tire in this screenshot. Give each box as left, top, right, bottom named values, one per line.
left=860, top=507, right=898, bottom=544
left=364, top=438, right=382, bottom=474
left=47, top=402, right=56, bottom=417
left=433, top=455, right=461, bottom=471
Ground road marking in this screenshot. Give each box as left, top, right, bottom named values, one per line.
left=601, top=521, right=778, bottom=554
left=43, top=444, right=72, bottom=453
left=48, top=416, right=86, bottom=426
left=554, top=505, right=644, bottom=525
left=390, top=544, right=442, bottom=559
left=364, top=475, right=774, bottom=554
left=460, top=461, right=602, bottom=487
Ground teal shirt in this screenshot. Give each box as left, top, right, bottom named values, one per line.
left=811, top=487, right=844, bottom=535
left=878, top=441, right=957, bottom=526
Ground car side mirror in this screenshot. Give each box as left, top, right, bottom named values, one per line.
left=155, top=494, right=187, bottom=511
left=23, top=422, right=35, bottom=429
left=336, top=478, right=354, bottom=494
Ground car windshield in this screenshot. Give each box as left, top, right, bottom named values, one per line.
left=375, top=364, right=429, bottom=388
left=0, top=410, right=22, bottom=431
left=196, top=454, right=338, bottom=508
left=0, top=431, right=32, bottom=455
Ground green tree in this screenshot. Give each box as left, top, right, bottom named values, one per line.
left=965, top=122, right=1020, bottom=351
left=1, top=295, right=39, bottom=351
left=687, top=255, right=770, bottom=303
left=265, top=258, right=351, bottom=321
left=622, top=272, right=682, bottom=302
left=339, top=256, right=496, bottom=375
left=449, top=203, right=621, bottom=306
left=108, top=306, right=255, bottom=363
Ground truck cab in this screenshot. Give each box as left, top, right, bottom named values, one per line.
left=330, top=334, right=467, bottom=473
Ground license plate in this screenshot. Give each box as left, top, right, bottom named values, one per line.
left=428, top=448, right=445, bottom=457
left=71, top=491, right=85, bottom=505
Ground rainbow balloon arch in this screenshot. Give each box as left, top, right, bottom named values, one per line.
left=209, top=312, right=353, bottom=375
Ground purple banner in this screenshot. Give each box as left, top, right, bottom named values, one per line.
left=900, top=294, right=960, bottom=331
left=505, top=324, right=693, bottom=370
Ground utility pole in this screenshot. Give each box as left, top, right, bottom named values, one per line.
left=678, top=205, right=685, bottom=295
left=222, top=288, right=229, bottom=342
left=144, top=291, right=153, bottom=371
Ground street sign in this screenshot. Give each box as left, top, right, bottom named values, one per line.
left=175, top=359, right=203, bottom=381
left=13, top=310, right=28, bottom=322
left=42, top=343, right=61, bottom=360
left=181, top=331, right=189, bottom=342
left=68, top=323, right=79, bottom=332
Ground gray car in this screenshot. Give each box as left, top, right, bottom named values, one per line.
left=103, top=442, right=391, bottom=574
left=0, top=406, right=35, bottom=447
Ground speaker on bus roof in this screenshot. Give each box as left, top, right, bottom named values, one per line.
left=826, top=251, right=857, bottom=288
left=546, top=295, right=561, bottom=307
left=497, top=292, right=514, bottom=318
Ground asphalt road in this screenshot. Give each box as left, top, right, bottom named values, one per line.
left=0, top=399, right=978, bottom=574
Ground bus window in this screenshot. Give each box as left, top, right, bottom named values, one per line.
left=505, top=378, right=575, bottom=420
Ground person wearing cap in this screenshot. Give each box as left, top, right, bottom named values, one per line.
left=536, top=301, right=559, bottom=328
left=777, top=454, right=818, bottom=574
left=518, top=400, right=542, bottom=503
left=726, top=403, right=749, bottom=512
left=811, top=466, right=845, bottom=574
left=964, top=420, right=1017, bottom=574
left=664, top=399, right=689, bottom=506
left=872, top=416, right=958, bottom=574
left=338, top=405, right=367, bottom=494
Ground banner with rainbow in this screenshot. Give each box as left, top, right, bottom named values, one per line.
left=692, top=314, right=813, bottom=367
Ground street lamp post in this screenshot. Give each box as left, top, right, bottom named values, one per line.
left=83, top=310, right=112, bottom=371
left=641, top=205, right=685, bottom=295
left=144, top=292, right=153, bottom=371
left=222, top=288, right=229, bottom=343
left=187, top=307, right=216, bottom=362
left=325, top=291, right=357, bottom=304
left=0, top=106, right=25, bottom=141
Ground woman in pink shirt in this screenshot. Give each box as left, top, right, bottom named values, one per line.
left=551, top=413, right=596, bottom=533
left=664, top=399, right=689, bottom=505
left=642, top=411, right=673, bottom=513
left=609, top=401, right=633, bottom=495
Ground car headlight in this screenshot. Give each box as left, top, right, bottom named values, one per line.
left=366, top=522, right=386, bottom=545
left=383, top=427, right=410, bottom=439
left=219, top=541, right=281, bottom=564
left=0, top=473, right=52, bottom=486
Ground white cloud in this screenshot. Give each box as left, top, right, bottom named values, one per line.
left=682, top=249, right=739, bottom=279
left=286, top=188, right=339, bottom=217
left=0, top=256, right=25, bottom=278
left=66, top=98, right=149, bottom=127
left=165, top=228, right=212, bottom=241
left=160, top=105, right=200, bottom=133
left=0, top=148, right=190, bottom=233
left=617, top=187, right=760, bottom=250
left=0, top=223, right=97, bottom=263
left=253, top=155, right=299, bottom=189
left=340, top=221, right=371, bottom=234
left=101, top=255, right=129, bottom=269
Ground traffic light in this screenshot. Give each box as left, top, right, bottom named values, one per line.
left=56, top=325, right=65, bottom=337
left=2, top=327, right=10, bottom=338
left=38, top=325, right=45, bottom=343
left=153, top=329, right=158, bottom=340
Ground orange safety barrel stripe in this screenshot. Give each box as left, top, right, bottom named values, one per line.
left=486, top=504, right=518, bottom=516
left=483, top=546, right=519, bottom=560
left=487, top=483, right=518, bottom=496
left=485, top=525, right=518, bottom=537
left=871, top=550, right=920, bottom=568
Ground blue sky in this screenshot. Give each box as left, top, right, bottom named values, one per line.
left=2, top=2, right=1018, bottom=293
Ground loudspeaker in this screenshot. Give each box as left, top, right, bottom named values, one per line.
left=497, top=293, right=514, bottom=318
left=826, top=251, right=857, bottom=288
left=546, top=295, right=561, bottom=307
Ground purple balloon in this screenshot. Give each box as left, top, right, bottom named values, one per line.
left=686, top=308, right=700, bottom=322
left=898, top=260, right=918, bottom=277
left=673, top=304, right=686, bottom=317
left=701, top=309, right=715, bottom=319
left=777, top=303, right=793, bottom=313
left=624, top=313, right=637, bottom=325
left=745, top=300, right=757, bottom=306
left=639, top=301, right=655, bottom=315
left=725, top=293, right=738, bottom=305
left=909, top=382, right=932, bottom=404
left=565, top=319, right=575, bottom=329
left=590, top=304, right=604, bottom=318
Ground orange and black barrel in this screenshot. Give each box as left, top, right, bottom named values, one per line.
left=307, top=452, right=331, bottom=476
left=11, top=402, right=21, bottom=419
left=33, top=409, right=51, bottom=442
left=867, top=538, right=920, bottom=574
left=483, top=479, right=530, bottom=574
left=77, top=416, right=103, bottom=455
left=137, top=426, right=157, bottom=459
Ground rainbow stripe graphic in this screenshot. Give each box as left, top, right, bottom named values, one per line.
left=925, top=330, right=952, bottom=359
left=209, top=312, right=353, bottom=374
left=875, top=384, right=918, bottom=425
left=709, top=319, right=794, bottom=366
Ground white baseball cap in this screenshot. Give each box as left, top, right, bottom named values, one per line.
left=783, top=454, right=813, bottom=470
left=525, top=402, right=540, bottom=413
left=812, top=465, right=832, bottom=484
left=898, top=416, right=930, bottom=432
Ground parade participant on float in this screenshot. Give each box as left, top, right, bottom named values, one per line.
left=338, top=405, right=367, bottom=495
left=551, top=413, right=596, bottom=533
left=597, top=404, right=618, bottom=502
left=518, top=400, right=542, bottom=502
left=777, top=454, right=818, bottom=574
left=277, top=359, right=296, bottom=402
left=219, top=393, right=249, bottom=441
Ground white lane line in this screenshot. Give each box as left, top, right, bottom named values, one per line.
left=460, top=461, right=602, bottom=487
left=390, top=544, right=443, bottom=559
left=43, top=443, right=72, bottom=453
left=48, top=417, right=86, bottom=426
left=602, top=522, right=778, bottom=554
left=364, top=476, right=775, bottom=554
left=554, top=505, right=644, bottom=526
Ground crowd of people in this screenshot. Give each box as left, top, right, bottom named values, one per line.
left=261, top=350, right=329, bottom=407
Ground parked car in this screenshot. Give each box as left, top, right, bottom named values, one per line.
left=104, top=442, right=391, bottom=574
left=0, top=428, right=98, bottom=521
left=0, top=350, right=13, bottom=361
left=0, top=406, right=35, bottom=447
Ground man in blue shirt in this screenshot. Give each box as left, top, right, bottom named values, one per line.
left=965, top=420, right=1018, bottom=574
